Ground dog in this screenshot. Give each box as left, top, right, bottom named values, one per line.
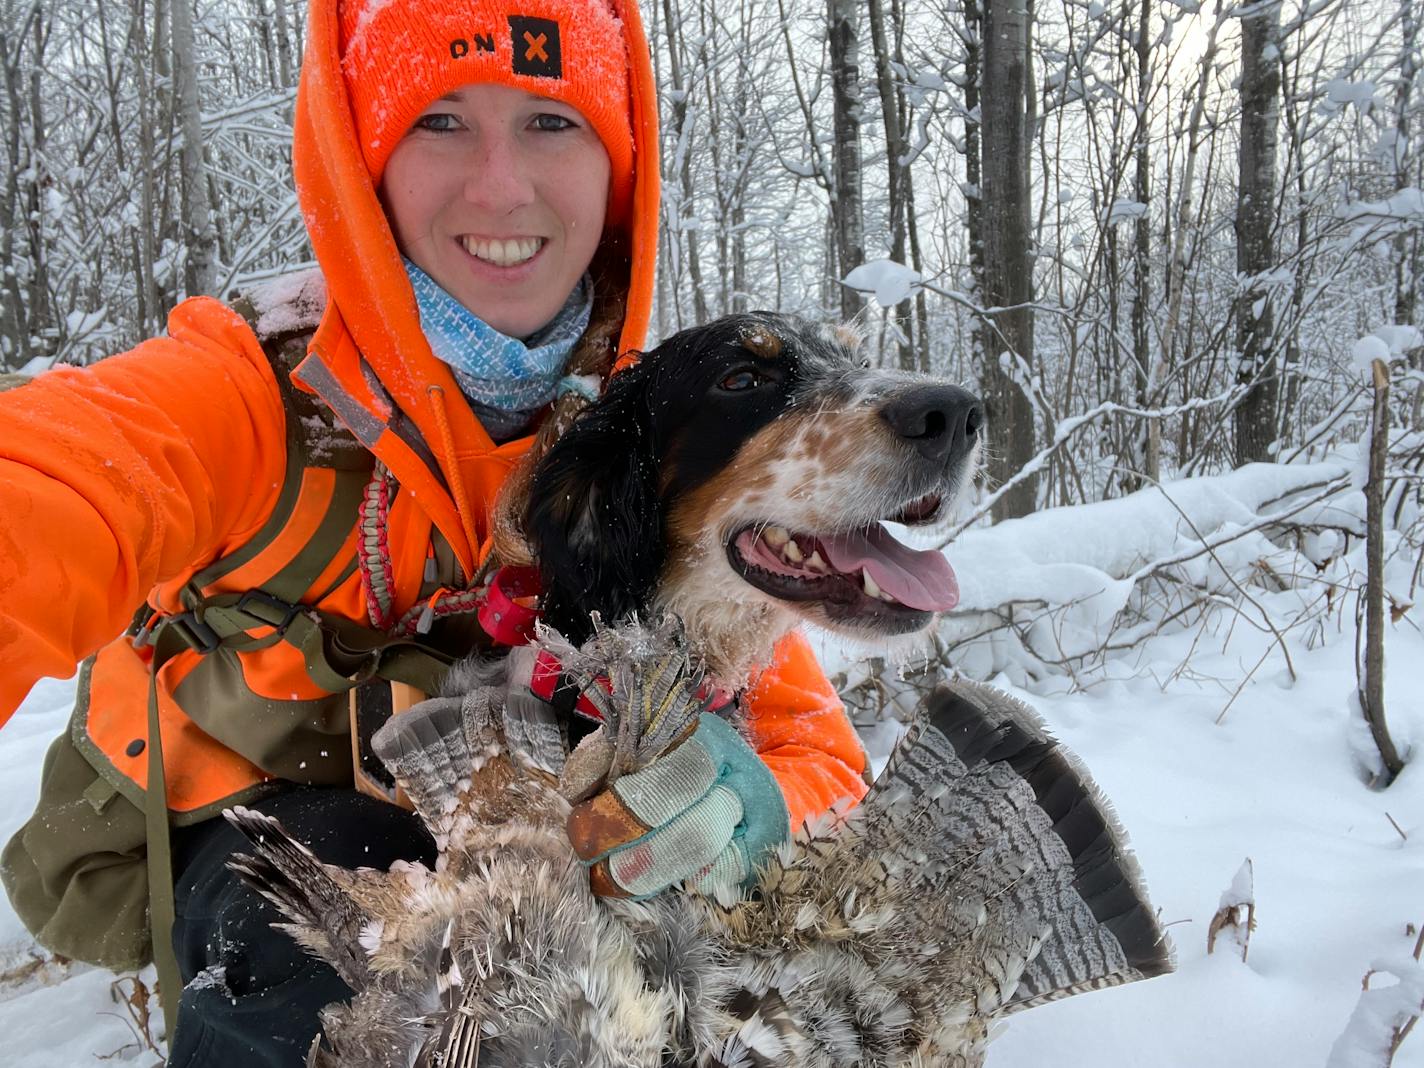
left=522, top=311, right=983, bottom=683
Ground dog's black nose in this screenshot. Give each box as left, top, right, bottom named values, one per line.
left=880, top=386, right=984, bottom=463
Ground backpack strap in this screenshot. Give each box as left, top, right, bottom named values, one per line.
left=138, top=288, right=453, bottom=1039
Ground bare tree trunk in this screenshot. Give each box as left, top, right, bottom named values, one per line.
left=1279, top=11, right=1307, bottom=446
left=21, top=7, right=49, bottom=358
left=963, top=0, right=987, bottom=381
left=1361, top=358, right=1406, bottom=786
left=1124, top=0, right=1153, bottom=492
left=1394, top=0, right=1422, bottom=396
left=125, top=0, right=163, bottom=337
left=828, top=0, right=865, bottom=321
left=979, top=0, right=1037, bottom=521
left=272, top=0, right=296, bottom=87
left=171, top=0, right=217, bottom=297
left=702, top=2, right=731, bottom=315
left=730, top=2, right=751, bottom=314
left=906, top=158, right=931, bottom=372
left=1233, top=0, right=1282, bottom=466
left=867, top=0, right=911, bottom=365
left=252, top=0, right=276, bottom=89
left=0, top=8, right=36, bottom=369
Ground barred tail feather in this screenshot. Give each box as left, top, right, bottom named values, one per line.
left=370, top=696, right=475, bottom=832
left=224, top=805, right=373, bottom=990
left=873, top=681, right=1174, bottom=1013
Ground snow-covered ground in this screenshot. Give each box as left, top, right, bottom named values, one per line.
left=2, top=468, right=1422, bottom=1066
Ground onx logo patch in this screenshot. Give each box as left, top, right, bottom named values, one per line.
left=509, top=15, right=561, bottom=79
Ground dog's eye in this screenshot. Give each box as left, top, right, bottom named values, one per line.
left=720, top=370, right=762, bottom=392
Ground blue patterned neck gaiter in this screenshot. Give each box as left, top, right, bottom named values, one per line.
left=405, top=258, right=593, bottom=440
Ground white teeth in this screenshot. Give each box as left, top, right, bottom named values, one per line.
left=763, top=526, right=790, bottom=550
left=863, top=571, right=882, bottom=599
left=806, top=550, right=828, bottom=572
left=461, top=236, right=542, bottom=267
left=784, top=539, right=804, bottom=563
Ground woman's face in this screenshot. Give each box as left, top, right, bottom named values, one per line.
left=380, top=83, right=611, bottom=339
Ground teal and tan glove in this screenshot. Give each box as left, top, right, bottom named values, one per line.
left=565, top=713, right=790, bottom=899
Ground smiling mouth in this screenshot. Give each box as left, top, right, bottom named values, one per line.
left=460, top=235, right=545, bottom=267
left=724, top=492, right=960, bottom=634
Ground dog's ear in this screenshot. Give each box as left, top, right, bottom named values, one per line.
left=524, top=361, right=662, bottom=645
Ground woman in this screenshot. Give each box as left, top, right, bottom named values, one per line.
left=0, top=1, right=868, bottom=1063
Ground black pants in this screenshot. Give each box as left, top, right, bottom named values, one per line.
left=166, top=787, right=436, bottom=1067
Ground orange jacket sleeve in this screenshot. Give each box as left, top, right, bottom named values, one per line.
left=0, top=297, right=287, bottom=723
left=741, top=630, right=868, bottom=829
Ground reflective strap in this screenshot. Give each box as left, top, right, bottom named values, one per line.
left=144, top=660, right=181, bottom=1047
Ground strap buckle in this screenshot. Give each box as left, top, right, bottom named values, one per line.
left=165, top=610, right=222, bottom=655
left=234, top=589, right=304, bottom=634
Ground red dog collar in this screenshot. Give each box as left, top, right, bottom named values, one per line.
left=477, top=565, right=542, bottom=646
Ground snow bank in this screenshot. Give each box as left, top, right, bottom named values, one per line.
left=936, top=461, right=1358, bottom=681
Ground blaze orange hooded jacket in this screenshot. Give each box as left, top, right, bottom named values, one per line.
left=0, top=0, right=867, bottom=830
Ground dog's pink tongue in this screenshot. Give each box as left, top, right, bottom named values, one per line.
left=822, top=526, right=960, bottom=612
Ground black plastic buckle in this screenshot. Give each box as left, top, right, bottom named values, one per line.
left=167, top=611, right=222, bottom=655
left=235, top=590, right=303, bottom=634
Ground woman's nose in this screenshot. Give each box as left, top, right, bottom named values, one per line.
left=464, top=134, right=536, bottom=212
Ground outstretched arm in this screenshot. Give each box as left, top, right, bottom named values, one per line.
left=0, top=297, right=287, bottom=721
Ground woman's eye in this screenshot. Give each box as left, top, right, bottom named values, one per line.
left=720, top=370, right=762, bottom=391
left=531, top=113, right=576, bottom=132
left=412, top=112, right=461, bottom=133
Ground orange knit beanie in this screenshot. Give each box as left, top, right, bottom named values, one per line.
left=340, top=0, right=634, bottom=218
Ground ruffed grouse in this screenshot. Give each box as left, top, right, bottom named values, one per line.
left=227, top=619, right=1173, bottom=1066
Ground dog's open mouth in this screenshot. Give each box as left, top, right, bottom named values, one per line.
left=726, top=502, right=959, bottom=627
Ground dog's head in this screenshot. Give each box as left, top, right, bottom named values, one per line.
left=525, top=312, right=983, bottom=681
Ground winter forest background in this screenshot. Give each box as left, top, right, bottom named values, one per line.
left=3, top=0, right=1424, bottom=1063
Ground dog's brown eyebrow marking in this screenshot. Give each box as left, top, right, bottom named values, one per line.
left=739, top=328, right=783, bottom=360
left=830, top=323, right=863, bottom=351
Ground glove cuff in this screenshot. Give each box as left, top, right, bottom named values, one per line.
left=692, top=713, right=790, bottom=878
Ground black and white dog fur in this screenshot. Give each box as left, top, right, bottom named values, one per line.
left=524, top=312, right=982, bottom=683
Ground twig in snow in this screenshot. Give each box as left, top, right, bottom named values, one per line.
left=1385, top=812, right=1408, bottom=843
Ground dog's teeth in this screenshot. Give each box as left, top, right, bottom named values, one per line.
left=806, top=550, right=828, bottom=572
left=784, top=539, right=804, bottom=563
left=764, top=526, right=790, bottom=550
left=863, top=571, right=882, bottom=598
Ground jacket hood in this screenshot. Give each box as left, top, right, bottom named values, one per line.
left=289, top=0, right=659, bottom=576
